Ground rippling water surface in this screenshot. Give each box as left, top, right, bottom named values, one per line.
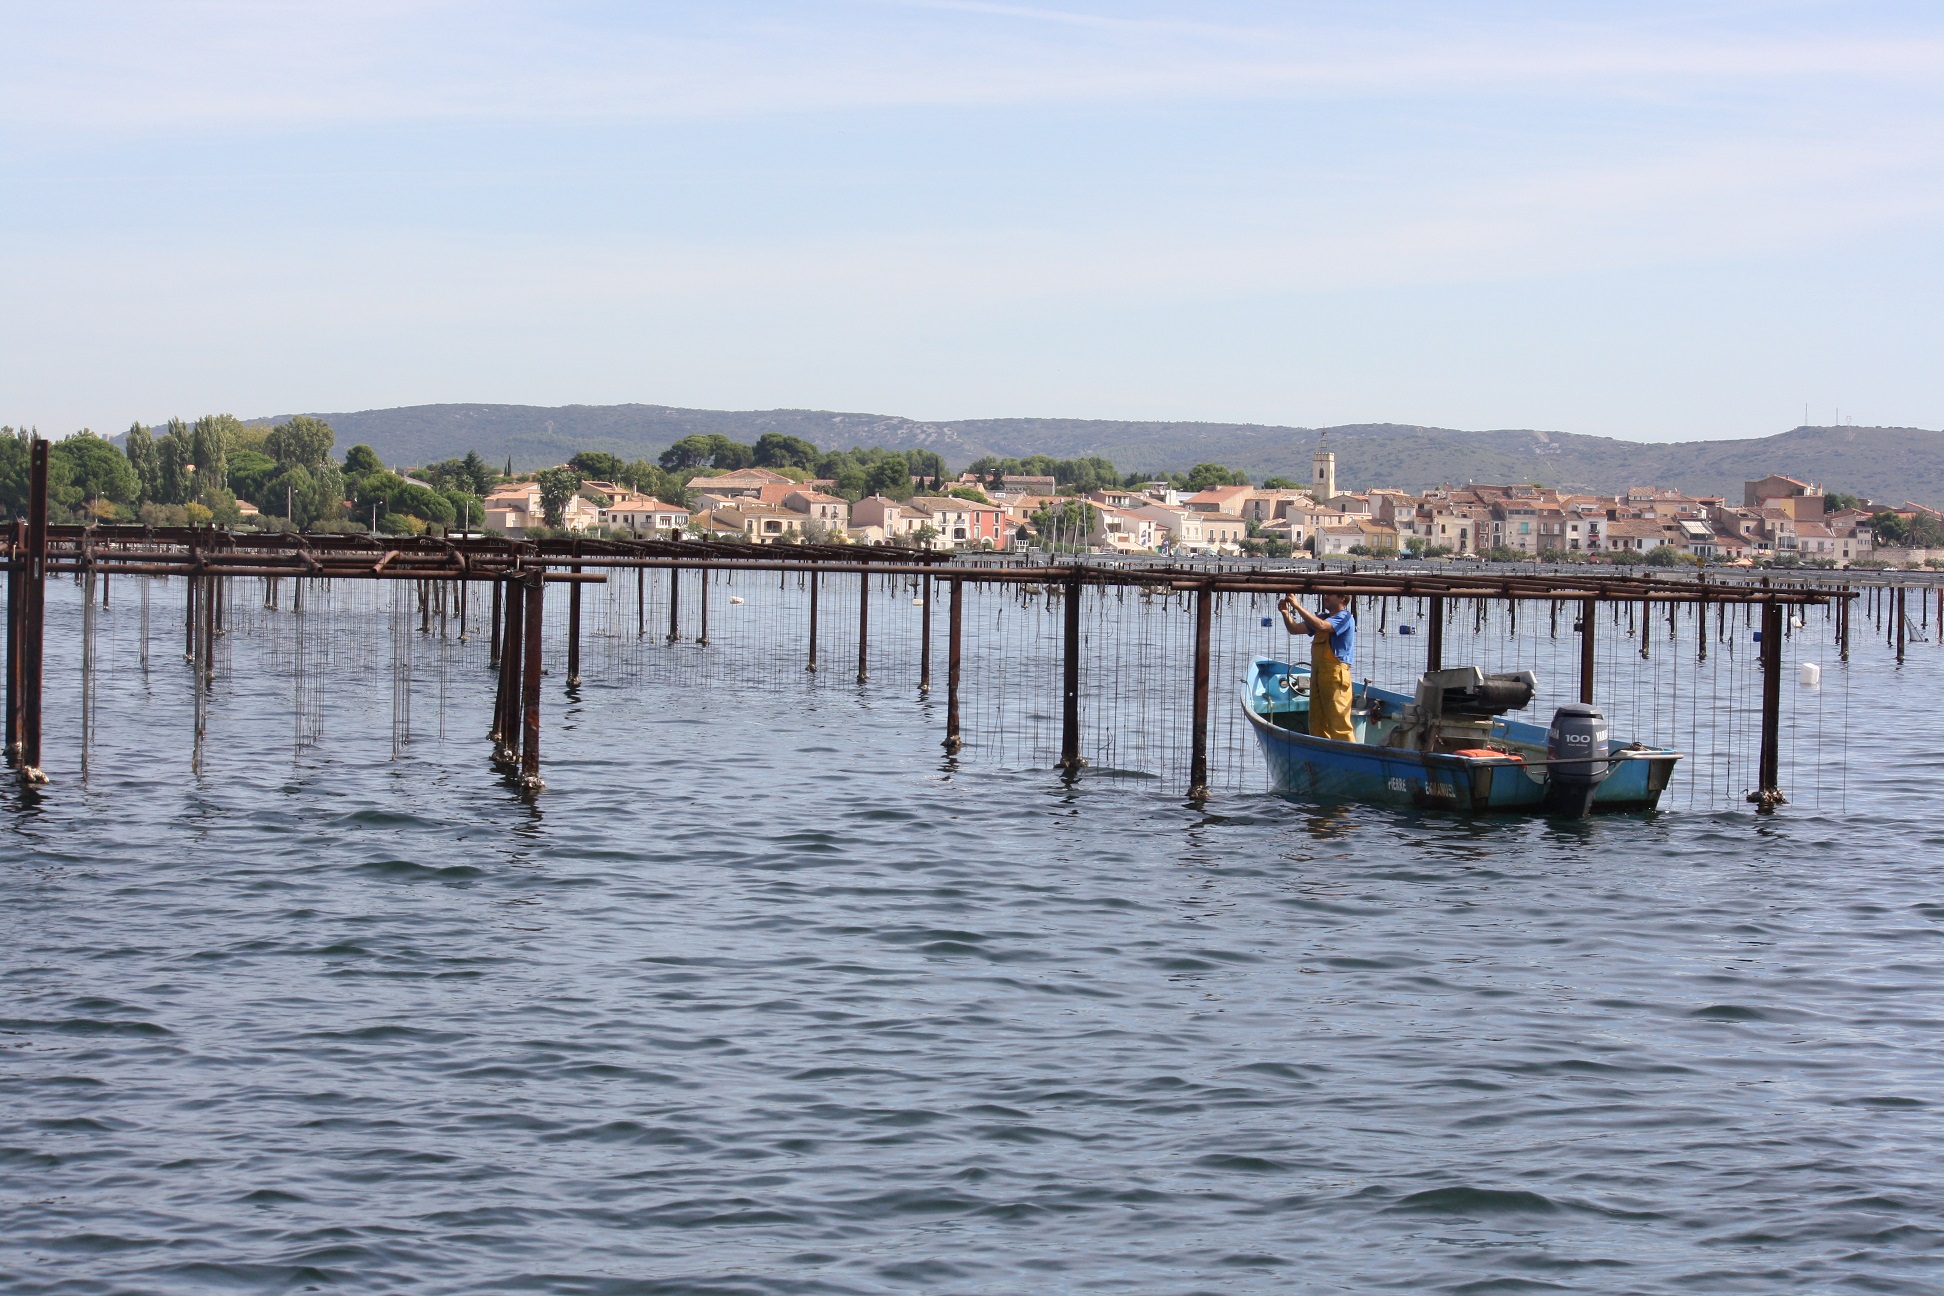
left=4, top=582, right=1944, bottom=1294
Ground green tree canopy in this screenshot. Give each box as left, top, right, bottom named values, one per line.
left=753, top=433, right=820, bottom=470
left=226, top=449, right=279, bottom=506
left=568, top=450, right=626, bottom=481
left=156, top=418, right=195, bottom=505
left=124, top=422, right=161, bottom=502
left=864, top=453, right=912, bottom=500
left=52, top=431, right=137, bottom=509
left=265, top=415, right=335, bottom=469
left=1871, top=510, right=1944, bottom=548
left=189, top=414, right=242, bottom=493
left=343, top=443, right=385, bottom=478
left=395, top=483, right=457, bottom=527
left=536, top=468, right=583, bottom=527
left=1184, top=462, right=1251, bottom=491
left=354, top=469, right=408, bottom=512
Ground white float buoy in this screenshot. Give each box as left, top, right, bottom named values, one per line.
left=1798, top=661, right=1821, bottom=687
left=729, top=596, right=745, bottom=605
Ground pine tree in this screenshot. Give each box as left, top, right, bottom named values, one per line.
left=124, top=422, right=161, bottom=502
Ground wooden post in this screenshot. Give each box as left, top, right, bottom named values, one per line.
left=667, top=565, right=681, bottom=642
left=1751, top=600, right=1785, bottom=810
left=1425, top=595, right=1444, bottom=673
left=806, top=570, right=820, bottom=672
left=1896, top=584, right=1906, bottom=663
left=1188, top=583, right=1213, bottom=799
left=520, top=570, right=544, bottom=790
left=697, top=566, right=710, bottom=645
left=944, top=576, right=962, bottom=754
left=1058, top=569, right=1082, bottom=773
left=567, top=562, right=583, bottom=687
left=919, top=572, right=932, bottom=693
left=1579, top=596, right=1597, bottom=705
left=855, top=570, right=869, bottom=684
left=636, top=568, right=644, bottom=638
left=1839, top=586, right=1850, bottom=661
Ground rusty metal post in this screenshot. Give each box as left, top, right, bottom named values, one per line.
left=1425, top=595, right=1444, bottom=673
left=4, top=521, right=22, bottom=766
left=1058, top=568, right=1082, bottom=773
left=855, top=570, right=869, bottom=684
left=1697, top=580, right=1709, bottom=662
left=944, top=575, right=962, bottom=753
left=1188, top=583, right=1213, bottom=799
left=1751, top=600, right=1785, bottom=810
left=567, top=562, right=582, bottom=687
left=1579, top=596, right=1597, bottom=705
left=520, top=570, right=544, bottom=789
left=494, top=576, right=524, bottom=760
left=919, top=572, right=932, bottom=693
left=184, top=566, right=197, bottom=661
left=806, top=569, right=819, bottom=672
left=488, top=577, right=502, bottom=668
left=202, top=573, right=217, bottom=693
left=19, top=440, right=48, bottom=782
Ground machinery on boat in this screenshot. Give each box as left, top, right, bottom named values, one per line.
left=1243, top=657, right=1679, bottom=815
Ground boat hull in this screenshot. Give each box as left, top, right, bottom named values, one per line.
left=1243, top=659, right=1678, bottom=815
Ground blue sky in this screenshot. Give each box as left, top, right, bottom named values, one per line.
left=2, top=0, right=1940, bottom=442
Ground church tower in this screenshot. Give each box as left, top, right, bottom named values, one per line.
left=1312, top=441, right=1336, bottom=506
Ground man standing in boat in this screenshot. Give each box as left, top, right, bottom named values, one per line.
left=1278, top=592, right=1356, bottom=741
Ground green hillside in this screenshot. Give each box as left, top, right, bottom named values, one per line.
left=245, top=404, right=1944, bottom=507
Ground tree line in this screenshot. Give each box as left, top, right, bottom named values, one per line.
left=0, top=418, right=499, bottom=535
left=963, top=454, right=1259, bottom=496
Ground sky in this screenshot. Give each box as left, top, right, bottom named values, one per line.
left=1, top=0, right=1940, bottom=443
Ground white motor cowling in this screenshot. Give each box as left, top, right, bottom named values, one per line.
left=1545, top=704, right=1610, bottom=817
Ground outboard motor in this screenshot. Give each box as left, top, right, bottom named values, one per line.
left=1545, top=704, right=1610, bottom=817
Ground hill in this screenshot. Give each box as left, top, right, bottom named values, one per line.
left=245, top=403, right=1944, bottom=507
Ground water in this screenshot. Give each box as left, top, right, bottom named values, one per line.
left=4, top=579, right=1943, bottom=1294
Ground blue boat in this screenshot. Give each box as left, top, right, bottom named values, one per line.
left=1243, top=657, right=1681, bottom=814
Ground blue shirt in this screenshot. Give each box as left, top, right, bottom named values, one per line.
left=1323, top=607, right=1355, bottom=662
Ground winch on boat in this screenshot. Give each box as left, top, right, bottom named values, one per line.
left=1384, top=666, right=1538, bottom=753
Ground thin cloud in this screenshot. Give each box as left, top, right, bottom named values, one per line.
left=3, top=4, right=1942, bottom=131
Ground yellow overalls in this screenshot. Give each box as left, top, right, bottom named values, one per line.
left=1309, top=625, right=1355, bottom=742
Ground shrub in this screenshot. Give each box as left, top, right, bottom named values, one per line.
left=379, top=512, right=425, bottom=536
